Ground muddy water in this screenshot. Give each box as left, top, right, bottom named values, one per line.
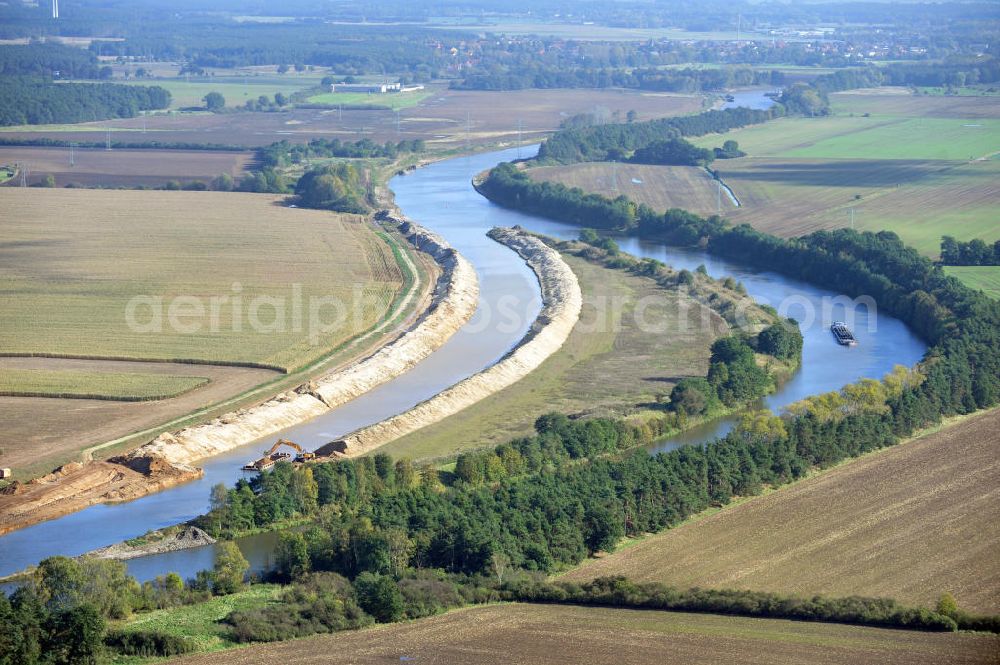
left=0, top=140, right=926, bottom=581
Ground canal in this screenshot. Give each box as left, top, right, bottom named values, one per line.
left=0, top=140, right=926, bottom=581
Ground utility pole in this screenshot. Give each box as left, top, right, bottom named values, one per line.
left=106, top=127, right=112, bottom=151
left=717, top=178, right=722, bottom=214
left=395, top=109, right=400, bottom=136
left=611, top=160, right=619, bottom=194
left=849, top=208, right=856, bottom=230
left=69, top=142, right=76, bottom=166
left=465, top=111, right=471, bottom=154
left=338, top=104, right=342, bottom=121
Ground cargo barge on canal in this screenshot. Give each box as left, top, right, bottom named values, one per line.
left=831, top=321, right=858, bottom=346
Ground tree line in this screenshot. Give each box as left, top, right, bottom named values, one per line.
left=0, top=77, right=170, bottom=126
left=257, top=138, right=424, bottom=169
left=537, top=105, right=780, bottom=163
left=940, top=235, right=1000, bottom=266
left=453, top=64, right=781, bottom=93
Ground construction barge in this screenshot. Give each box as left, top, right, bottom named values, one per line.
left=830, top=321, right=859, bottom=346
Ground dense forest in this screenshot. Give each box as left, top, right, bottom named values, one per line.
left=0, top=43, right=107, bottom=79
left=0, top=77, right=170, bottom=125
left=940, top=236, right=1000, bottom=266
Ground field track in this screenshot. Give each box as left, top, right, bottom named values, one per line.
left=170, top=603, right=999, bottom=665
left=562, top=408, right=1000, bottom=614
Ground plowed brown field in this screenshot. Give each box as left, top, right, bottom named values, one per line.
left=563, top=408, right=1000, bottom=614
left=170, top=603, right=999, bottom=665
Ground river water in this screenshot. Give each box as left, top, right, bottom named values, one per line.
left=0, top=137, right=925, bottom=582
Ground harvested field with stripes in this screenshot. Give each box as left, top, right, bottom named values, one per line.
left=0, top=188, right=411, bottom=476
left=173, top=603, right=1000, bottom=665
left=562, top=408, right=1000, bottom=615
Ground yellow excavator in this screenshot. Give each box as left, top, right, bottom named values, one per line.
left=241, top=439, right=315, bottom=471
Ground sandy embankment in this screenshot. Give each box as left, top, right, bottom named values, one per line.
left=122, top=217, right=478, bottom=467
left=0, top=457, right=202, bottom=537
left=0, top=217, right=477, bottom=535
left=320, top=227, right=583, bottom=457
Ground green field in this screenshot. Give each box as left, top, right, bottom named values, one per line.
left=122, top=76, right=324, bottom=109
left=714, top=158, right=1000, bottom=255
left=0, top=369, right=208, bottom=400
left=685, top=92, right=1000, bottom=255
left=116, top=584, right=282, bottom=655
left=694, top=116, right=1000, bottom=160
left=304, top=90, right=430, bottom=110
left=945, top=266, right=1000, bottom=299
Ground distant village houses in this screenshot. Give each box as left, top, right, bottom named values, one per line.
left=330, top=82, right=426, bottom=94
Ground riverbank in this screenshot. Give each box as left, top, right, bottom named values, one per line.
left=0, top=216, right=477, bottom=536
left=85, top=525, right=216, bottom=561
left=321, top=226, right=583, bottom=457
left=126, top=215, right=477, bottom=467
left=0, top=457, right=202, bottom=537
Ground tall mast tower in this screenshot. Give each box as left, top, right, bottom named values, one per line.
left=52, top=0, right=59, bottom=19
